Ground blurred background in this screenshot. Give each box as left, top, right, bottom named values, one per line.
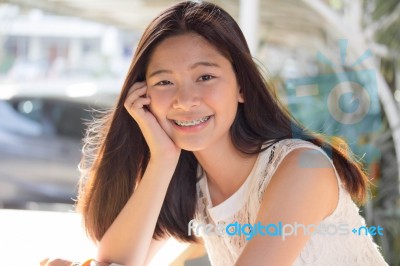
left=0, top=0, right=399, bottom=265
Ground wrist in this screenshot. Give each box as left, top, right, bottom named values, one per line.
left=149, top=147, right=181, bottom=164
left=148, top=156, right=179, bottom=172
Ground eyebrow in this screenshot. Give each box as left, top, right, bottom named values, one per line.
left=148, top=69, right=173, bottom=78
left=190, top=61, right=221, bottom=69
left=148, top=61, right=221, bottom=78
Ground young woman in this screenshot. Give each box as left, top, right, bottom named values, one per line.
left=45, top=1, right=388, bottom=265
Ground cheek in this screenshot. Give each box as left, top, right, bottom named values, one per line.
left=205, top=84, right=240, bottom=110
left=147, top=90, right=172, bottom=117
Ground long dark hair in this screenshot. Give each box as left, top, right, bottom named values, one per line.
left=77, top=1, right=369, bottom=243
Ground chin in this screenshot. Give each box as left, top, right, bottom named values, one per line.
left=175, top=140, right=209, bottom=152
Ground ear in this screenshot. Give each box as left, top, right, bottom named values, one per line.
left=238, top=86, right=244, bottom=103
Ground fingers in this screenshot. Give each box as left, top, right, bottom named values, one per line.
left=124, top=81, right=151, bottom=116
left=40, top=258, right=49, bottom=266
left=40, top=258, right=73, bottom=266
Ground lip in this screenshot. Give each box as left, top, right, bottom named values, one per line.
left=170, top=115, right=213, bottom=133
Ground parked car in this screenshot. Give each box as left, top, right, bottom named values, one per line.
left=0, top=90, right=116, bottom=210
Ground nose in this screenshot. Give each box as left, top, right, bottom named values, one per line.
left=172, top=83, right=201, bottom=110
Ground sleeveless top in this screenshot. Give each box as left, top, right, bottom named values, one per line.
left=194, top=139, right=388, bottom=266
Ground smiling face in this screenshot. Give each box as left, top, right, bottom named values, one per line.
left=145, top=33, right=243, bottom=151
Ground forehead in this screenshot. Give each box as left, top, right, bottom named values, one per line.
left=147, top=33, right=229, bottom=68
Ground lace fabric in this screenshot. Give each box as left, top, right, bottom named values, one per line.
left=194, top=139, right=388, bottom=266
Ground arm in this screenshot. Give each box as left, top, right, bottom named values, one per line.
left=235, top=148, right=339, bottom=266
left=97, top=159, right=176, bottom=265
left=97, top=81, right=181, bottom=265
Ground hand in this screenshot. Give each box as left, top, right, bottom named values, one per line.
left=124, top=81, right=181, bottom=163
left=40, top=258, right=73, bottom=266
left=40, top=258, right=111, bottom=266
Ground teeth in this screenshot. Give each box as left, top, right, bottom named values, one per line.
left=174, top=116, right=210, bottom=127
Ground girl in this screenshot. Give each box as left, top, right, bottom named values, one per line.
left=55, top=1, right=388, bottom=265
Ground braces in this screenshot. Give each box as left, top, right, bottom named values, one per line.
left=174, top=116, right=210, bottom=126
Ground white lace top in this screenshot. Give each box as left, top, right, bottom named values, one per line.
left=194, top=139, right=388, bottom=266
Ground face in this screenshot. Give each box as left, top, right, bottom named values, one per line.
left=145, top=33, right=244, bottom=151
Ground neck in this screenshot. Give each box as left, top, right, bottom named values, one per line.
left=193, top=136, right=258, bottom=206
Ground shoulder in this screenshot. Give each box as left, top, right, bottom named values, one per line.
left=235, top=145, right=341, bottom=265
left=256, top=138, right=339, bottom=202
left=263, top=145, right=339, bottom=221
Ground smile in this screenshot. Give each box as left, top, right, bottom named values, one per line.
left=173, top=116, right=211, bottom=127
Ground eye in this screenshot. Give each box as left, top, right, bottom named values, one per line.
left=198, top=75, right=215, bottom=82
left=155, top=80, right=173, bottom=86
